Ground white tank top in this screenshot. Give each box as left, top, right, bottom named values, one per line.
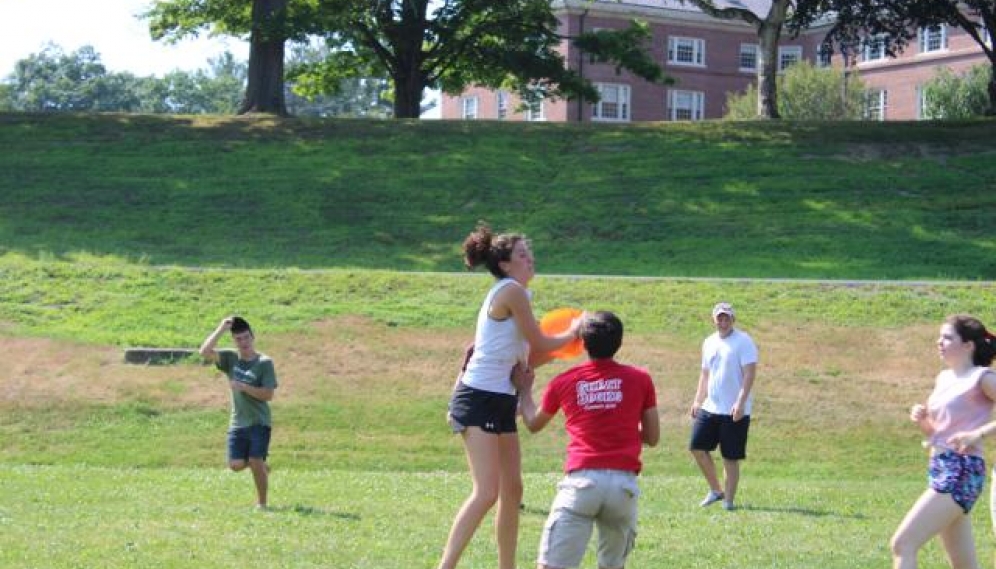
left=461, top=278, right=528, bottom=395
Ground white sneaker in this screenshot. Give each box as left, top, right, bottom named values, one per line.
left=722, top=500, right=736, bottom=511
left=699, top=490, right=724, bottom=507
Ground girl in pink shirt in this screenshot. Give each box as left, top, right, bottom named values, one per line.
left=891, top=315, right=996, bottom=569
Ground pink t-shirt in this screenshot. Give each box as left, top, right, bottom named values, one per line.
left=928, top=366, right=994, bottom=456
left=541, top=359, right=657, bottom=474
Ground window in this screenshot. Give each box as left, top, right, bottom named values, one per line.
left=861, top=35, right=889, bottom=62
left=527, top=98, right=545, bottom=121
left=592, top=83, right=630, bottom=121
left=461, top=97, right=478, bottom=120
left=778, top=46, right=802, bottom=71
left=668, top=89, right=705, bottom=121
left=916, top=85, right=936, bottom=120
left=496, top=91, right=508, bottom=120
left=919, top=25, right=947, bottom=53
left=817, top=44, right=833, bottom=68
left=864, top=89, right=888, bottom=121
left=739, top=44, right=758, bottom=72
left=668, top=37, right=705, bottom=67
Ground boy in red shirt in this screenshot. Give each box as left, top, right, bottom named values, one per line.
left=516, top=311, right=660, bottom=569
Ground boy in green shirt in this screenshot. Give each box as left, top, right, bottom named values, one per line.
left=199, top=316, right=278, bottom=509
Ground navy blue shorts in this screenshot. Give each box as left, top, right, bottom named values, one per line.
left=228, top=425, right=272, bottom=462
left=448, top=383, right=518, bottom=434
left=689, top=410, right=750, bottom=460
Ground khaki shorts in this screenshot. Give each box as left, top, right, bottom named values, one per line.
left=538, top=469, right=639, bottom=569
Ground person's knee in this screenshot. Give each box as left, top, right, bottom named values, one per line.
left=470, top=484, right=501, bottom=508
left=889, top=530, right=914, bottom=558
left=229, top=459, right=247, bottom=471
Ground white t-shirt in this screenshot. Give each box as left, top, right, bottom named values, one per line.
left=461, top=278, right=528, bottom=395
left=701, top=329, right=758, bottom=415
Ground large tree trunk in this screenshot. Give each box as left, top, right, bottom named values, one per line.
left=988, top=57, right=996, bottom=116
left=755, top=0, right=790, bottom=119
left=392, top=75, right=423, bottom=119
left=239, top=0, right=288, bottom=116
left=757, top=21, right=781, bottom=119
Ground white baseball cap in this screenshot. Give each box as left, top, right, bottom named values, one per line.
left=712, top=302, right=735, bottom=318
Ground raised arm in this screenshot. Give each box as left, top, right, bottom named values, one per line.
left=498, top=285, right=580, bottom=358
left=199, top=317, right=233, bottom=364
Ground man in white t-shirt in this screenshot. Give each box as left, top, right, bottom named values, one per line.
left=689, top=302, right=758, bottom=511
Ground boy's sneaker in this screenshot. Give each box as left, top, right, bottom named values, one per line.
left=722, top=500, right=736, bottom=511
left=699, top=490, right=724, bottom=507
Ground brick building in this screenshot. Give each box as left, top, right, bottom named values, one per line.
left=848, top=22, right=992, bottom=120
left=439, top=0, right=992, bottom=122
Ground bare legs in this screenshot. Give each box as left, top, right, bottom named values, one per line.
left=230, top=458, right=269, bottom=508
left=438, top=428, right=522, bottom=569
left=891, top=489, right=978, bottom=569
left=691, top=450, right=741, bottom=504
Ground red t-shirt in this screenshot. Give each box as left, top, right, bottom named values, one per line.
left=541, top=359, right=657, bottom=474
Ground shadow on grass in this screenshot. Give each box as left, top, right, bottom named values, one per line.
left=268, top=503, right=362, bottom=520
left=738, top=503, right=866, bottom=519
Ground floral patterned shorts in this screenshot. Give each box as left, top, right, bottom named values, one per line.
left=929, top=450, right=986, bottom=513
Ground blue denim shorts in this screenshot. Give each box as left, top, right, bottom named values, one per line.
left=227, top=425, right=272, bottom=462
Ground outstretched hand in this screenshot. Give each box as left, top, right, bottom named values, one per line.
left=511, top=363, right=535, bottom=394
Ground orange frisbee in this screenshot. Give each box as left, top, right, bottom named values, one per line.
left=539, top=307, right=584, bottom=360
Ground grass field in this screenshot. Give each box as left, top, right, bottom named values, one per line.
left=3, top=114, right=996, bottom=567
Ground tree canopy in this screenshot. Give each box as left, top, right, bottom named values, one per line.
left=146, top=0, right=667, bottom=118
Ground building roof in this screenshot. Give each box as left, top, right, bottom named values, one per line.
left=590, top=0, right=772, bottom=18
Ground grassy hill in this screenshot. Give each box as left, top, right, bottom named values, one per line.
left=3, top=113, right=996, bottom=568
left=2, top=112, right=995, bottom=279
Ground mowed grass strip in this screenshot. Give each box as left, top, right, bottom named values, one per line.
left=0, top=465, right=984, bottom=569
left=1, top=256, right=995, bottom=346
left=1, top=113, right=995, bottom=278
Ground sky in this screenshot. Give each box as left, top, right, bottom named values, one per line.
left=0, top=0, right=249, bottom=78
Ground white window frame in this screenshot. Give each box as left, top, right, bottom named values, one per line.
left=738, top=43, right=758, bottom=73
left=527, top=98, right=545, bottom=121
left=592, top=83, right=631, bottom=122
left=778, top=46, right=803, bottom=72
left=668, top=89, right=705, bottom=121
left=461, top=96, right=478, bottom=120
left=861, top=34, right=889, bottom=62
left=918, top=24, right=948, bottom=54
left=668, top=36, right=706, bottom=67
left=865, top=89, right=888, bottom=121
left=916, top=85, right=934, bottom=120
left=496, top=91, right=508, bottom=120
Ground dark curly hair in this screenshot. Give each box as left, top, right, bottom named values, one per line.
left=462, top=223, right=526, bottom=279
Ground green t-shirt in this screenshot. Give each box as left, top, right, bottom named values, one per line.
left=216, top=350, right=278, bottom=428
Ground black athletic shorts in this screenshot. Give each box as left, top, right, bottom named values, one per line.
left=689, top=409, right=750, bottom=460
left=448, top=383, right=518, bottom=435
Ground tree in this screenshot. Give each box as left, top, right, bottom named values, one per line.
left=0, top=44, right=246, bottom=115
left=147, top=0, right=295, bottom=115
left=725, top=60, right=867, bottom=119
left=794, top=0, right=996, bottom=115
left=284, top=43, right=392, bottom=118
left=1, top=44, right=141, bottom=112
left=293, top=0, right=667, bottom=118
left=680, top=0, right=796, bottom=118
left=148, top=0, right=666, bottom=119
left=921, top=64, right=992, bottom=119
